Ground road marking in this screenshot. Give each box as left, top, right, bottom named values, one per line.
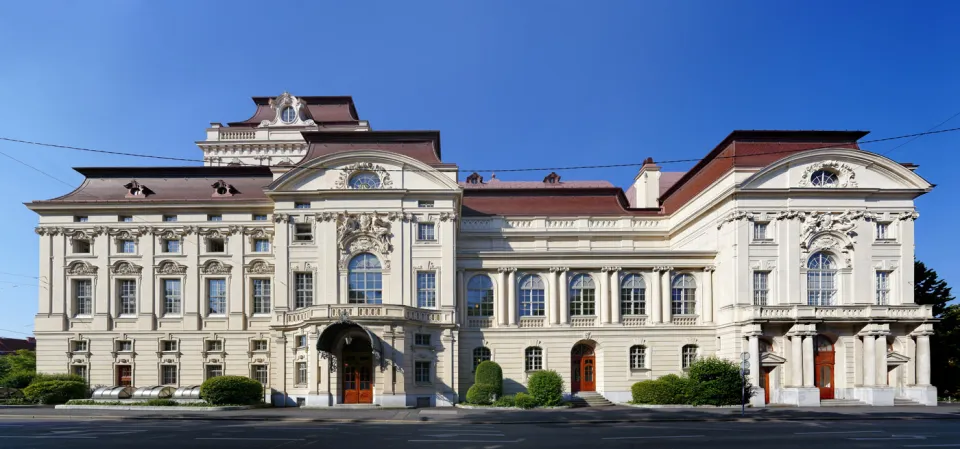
left=603, top=435, right=706, bottom=440
left=408, top=439, right=524, bottom=443
left=905, top=445, right=960, bottom=448
left=196, top=437, right=306, bottom=441
left=849, top=435, right=928, bottom=441
left=795, top=431, right=884, bottom=435
left=0, top=436, right=98, bottom=439
left=423, top=433, right=506, bottom=437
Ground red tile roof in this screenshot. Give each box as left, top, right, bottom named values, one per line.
left=300, top=131, right=451, bottom=167
left=0, top=337, right=35, bottom=354
left=227, top=96, right=360, bottom=127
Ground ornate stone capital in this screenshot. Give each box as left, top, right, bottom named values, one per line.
left=438, top=212, right=458, bottom=222
left=35, top=226, right=65, bottom=236
left=601, top=266, right=622, bottom=273
left=653, top=266, right=673, bottom=272
left=703, top=265, right=717, bottom=272
left=717, top=210, right=756, bottom=229
left=498, top=267, right=518, bottom=273
left=897, top=210, right=920, bottom=221
left=316, top=212, right=337, bottom=222
left=274, top=213, right=291, bottom=224
left=549, top=266, right=569, bottom=273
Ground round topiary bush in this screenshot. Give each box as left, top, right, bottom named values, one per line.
left=527, top=370, right=564, bottom=407
left=474, top=361, right=503, bottom=396
left=514, top=392, right=538, bottom=409
left=466, top=383, right=498, bottom=405
left=686, top=357, right=748, bottom=406
left=22, top=380, right=88, bottom=405
left=200, top=376, right=263, bottom=405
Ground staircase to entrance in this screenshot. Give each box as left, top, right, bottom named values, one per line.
left=569, top=392, right=614, bottom=408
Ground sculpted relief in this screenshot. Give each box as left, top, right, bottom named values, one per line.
left=337, top=212, right=393, bottom=269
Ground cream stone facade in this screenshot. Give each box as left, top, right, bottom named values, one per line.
left=27, top=94, right=937, bottom=407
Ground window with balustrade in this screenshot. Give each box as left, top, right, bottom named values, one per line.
left=807, top=252, right=836, bottom=306
left=518, top=274, right=545, bottom=317
left=620, top=274, right=645, bottom=316
left=670, top=274, right=696, bottom=315
left=569, top=273, right=596, bottom=316
left=467, top=275, right=494, bottom=317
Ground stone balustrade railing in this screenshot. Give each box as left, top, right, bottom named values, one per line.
left=518, top=317, right=545, bottom=328
left=279, top=304, right=453, bottom=326
left=738, top=304, right=933, bottom=321
left=671, top=315, right=698, bottom=326
left=621, top=315, right=648, bottom=327
left=466, top=317, right=494, bottom=328
left=570, top=316, right=597, bottom=327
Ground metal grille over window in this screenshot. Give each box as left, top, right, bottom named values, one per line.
left=620, top=274, right=646, bottom=316
left=519, top=274, right=545, bottom=317
left=569, top=273, right=596, bottom=316
left=525, top=347, right=543, bottom=371
left=753, top=271, right=769, bottom=306
left=417, top=271, right=437, bottom=309
left=670, top=274, right=696, bottom=315
left=467, top=275, right=494, bottom=316
left=295, top=273, right=313, bottom=309
left=807, top=252, right=836, bottom=306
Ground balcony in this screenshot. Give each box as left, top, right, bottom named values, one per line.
left=279, top=304, right=454, bottom=326
left=571, top=316, right=597, bottom=328
left=621, top=315, right=648, bottom=327
left=739, top=304, right=934, bottom=322
left=518, top=317, right=545, bottom=328
left=466, top=317, right=494, bottom=328
left=671, top=315, right=698, bottom=326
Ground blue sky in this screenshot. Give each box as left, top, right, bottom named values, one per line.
left=0, top=1, right=956, bottom=337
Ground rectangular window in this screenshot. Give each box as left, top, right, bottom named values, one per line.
left=294, top=273, right=313, bottom=309
left=417, top=200, right=434, bottom=208
left=116, top=365, right=132, bottom=386
left=254, top=239, right=270, bottom=252
left=417, top=223, right=436, bottom=241
left=525, top=347, right=543, bottom=371
left=682, top=346, right=698, bottom=369
left=252, top=214, right=268, bottom=221
left=72, top=340, right=88, bottom=352
left=252, top=364, right=269, bottom=385
left=253, top=279, right=271, bottom=314
left=877, top=222, right=890, bottom=240
left=162, top=215, right=178, bottom=222
left=414, top=333, right=431, bottom=346
left=118, top=239, right=136, bottom=254
left=207, top=279, right=227, bottom=315
left=163, top=239, right=181, bottom=253
left=206, top=238, right=225, bottom=253
left=72, top=365, right=88, bottom=380
left=119, top=215, right=133, bottom=222
left=296, top=362, right=308, bottom=384
left=74, top=216, right=88, bottom=222
left=753, top=222, right=768, bottom=241
left=415, top=361, right=431, bottom=383
left=630, top=346, right=647, bottom=370
left=753, top=271, right=769, bottom=306
left=207, top=214, right=222, bottom=222
left=116, top=340, right=133, bottom=352
left=163, top=279, right=182, bottom=316
left=296, top=335, right=307, bottom=348
left=876, top=271, right=891, bottom=305
left=162, top=340, right=178, bottom=352
left=206, top=340, right=223, bottom=352
left=73, top=239, right=91, bottom=254
left=205, top=365, right=223, bottom=379
left=74, top=279, right=92, bottom=316
left=161, top=365, right=178, bottom=385
left=294, top=202, right=311, bottom=209
left=416, top=272, right=437, bottom=309
left=118, top=279, right=137, bottom=316
left=252, top=340, right=268, bottom=352
left=293, top=223, right=313, bottom=242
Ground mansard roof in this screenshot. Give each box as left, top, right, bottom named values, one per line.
left=227, top=96, right=361, bottom=127
left=462, top=187, right=659, bottom=217
left=299, top=130, right=451, bottom=167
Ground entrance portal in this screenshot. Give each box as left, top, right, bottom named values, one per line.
left=341, top=338, right=373, bottom=404
left=813, top=335, right=835, bottom=400
left=571, top=343, right=596, bottom=393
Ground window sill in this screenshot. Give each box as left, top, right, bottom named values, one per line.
left=72, top=315, right=93, bottom=320
left=159, top=252, right=185, bottom=256
left=161, top=315, right=182, bottom=319
left=415, top=240, right=439, bottom=244
left=66, top=254, right=96, bottom=258
left=116, top=315, right=137, bottom=320
left=203, top=252, right=231, bottom=257
left=205, top=315, right=227, bottom=320
left=875, top=239, right=898, bottom=244
left=630, top=368, right=651, bottom=373
left=524, top=370, right=542, bottom=374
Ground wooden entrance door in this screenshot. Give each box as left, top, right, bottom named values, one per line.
left=341, top=339, right=373, bottom=404
left=761, top=367, right=772, bottom=404
left=813, top=335, right=835, bottom=400
left=116, top=365, right=132, bottom=387
left=571, top=344, right=596, bottom=393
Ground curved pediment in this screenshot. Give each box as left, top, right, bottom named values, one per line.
left=267, top=151, right=461, bottom=192
left=740, top=149, right=933, bottom=192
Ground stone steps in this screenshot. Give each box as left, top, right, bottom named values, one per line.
left=570, top=392, right=614, bottom=408
left=894, top=398, right=922, bottom=406
left=819, top=399, right=867, bottom=407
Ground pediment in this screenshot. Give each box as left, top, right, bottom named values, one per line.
left=267, top=151, right=460, bottom=192
left=887, top=351, right=910, bottom=365
left=740, top=149, right=933, bottom=192
left=760, top=351, right=787, bottom=366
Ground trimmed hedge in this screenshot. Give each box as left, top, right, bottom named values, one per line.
left=492, top=394, right=516, bottom=407
left=200, top=376, right=263, bottom=406
left=33, top=373, right=87, bottom=384
left=631, top=375, right=691, bottom=405
left=466, top=383, right=498, bottom=405
left=514, top=392, right=538, bottom=409
left=527, top=370, right=564, bottom=406
left=0, top=372, right=36, bottom=389
left=687, top=357, right=750, bottom=406
left=22, top=380, right=88, bottom=405
left=474, top=361, right=503, bottom=396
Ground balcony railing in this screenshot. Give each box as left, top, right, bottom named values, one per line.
left=280, top=304, right=454, bottom=325
left=672, top=315, right=698, bottom=326
left=621, top=315, right=648, bottom=327
left=739, top=304, right=933, bottom=321
left=466, top=317, right=494, bottom=328
left=219, top=130, right=256, bottom=140
left=519, top=317, right=545, bottom=328
left=571, top=316, right=597, bottom=328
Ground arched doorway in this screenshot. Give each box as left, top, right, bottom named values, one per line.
left=571, top=343, right=596, bottom=393
left=341, top=337, right=374, bottom=404
left=814, top=335, right=835, bottom=400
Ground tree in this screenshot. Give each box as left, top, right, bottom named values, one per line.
left=915, top=260, right=959, bottom=397
left=915, top=260, right=954, bottom=317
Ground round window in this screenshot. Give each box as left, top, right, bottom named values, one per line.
left=810, top=169, right=838, bottom=186
left=280, top=106, right=297, bottom=124
left=349, top=172, right=381, bottom=189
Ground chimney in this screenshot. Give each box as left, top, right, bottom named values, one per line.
left=632, top=157, right=661, bottom=208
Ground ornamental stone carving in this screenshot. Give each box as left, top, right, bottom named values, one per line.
left=386, top=212, right=415, bottom=222
left=653, top=266, right=674, bottom=272
left=199, top=228, right=234, bottom=239
left=897, top=211, right=920, bottom=221
left=334, top=162, right=394, bottom=189
left=438, top=212, right=458, bottom=222
left=337, top=212, right=393, bottom=255
left=35, top=226, right=64, bottom=236
left=273, top=214, right=290, bottom=224
left=243, top=227, right=274, bottom=243
left=259, top=92, right=316, bottom=127
left=201, top=260, right=233, bottom=275
left=111, top=261, right=143, bottom=276
left=798, top=161, right=858, bottom=188
left=246, top=260, right=275, bottom=275
left=801, top=210, right=863, bottom=242
left=315, top=212, right=337, bottom=222
left=155, top=261, right=187, bottom=275
left=717, top=210, right=756, bottom=229
left=66, top=260, right=98, bottom=276
left=152, top=227, right=195, bottom=240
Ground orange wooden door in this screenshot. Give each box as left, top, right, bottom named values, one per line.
left=342, top=365, right=359, bottom=404
left=358, top=365, right=373, bottom=404
left=571, top=359, right=582, bottom=392
left=116, top=365, right=132, bottom=387
left=761, top=367, right=771, bottom=403
left=814, top=336, right=835, bottom=400
left=342, top=354, right=373, bottom=404
left=580, top=356, right=596, bottom=392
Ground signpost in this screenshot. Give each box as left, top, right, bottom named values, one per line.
left=740, top=352, right=750, bottom=416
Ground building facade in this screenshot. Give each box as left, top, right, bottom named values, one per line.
left=27, top=93, right=937, bottom=407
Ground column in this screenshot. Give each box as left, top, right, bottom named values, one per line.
left=791, top=335, right=803, bottom=387
left=802, top=334, right=814, bottom=387
left=661, top=268, right=673, bottom=324
left=702, top=267, right=715, bottom=323
left=507, top=269, right=517, bottom=326
left=748, top=335, right=761, bottom=387
left=651, top=268, right=663, bottom=324
left=456, top=270, right=465, bottom=326
left=916, top=334, right=931, bottom=385
left=497, top=269, right=507, bottom=326
left=543, top=270, right=555, bottom=327
left=308, top=329, right=318, bottom=394
left=559, top=268, right=569, bottom=325
left=876, top=335, right=888, bottom=386
left=611, top=269, right=621, bottom=324
left=548, top=269, right=560, bottom=325
left=599, top=269, right=610, bottom=324
left=863, top=334, right=876, bottom=386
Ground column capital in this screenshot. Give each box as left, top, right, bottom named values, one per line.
left=498, top=267, right=518, bottom=273
left=744, top=331, right=763, bottom=338
left=601, top=266, right=621, bottom=273
left=703, top=265, right=717, bottom=272
left=549, top=266, right=569, bottom=273
left=653, top=266, right=674, bottom=273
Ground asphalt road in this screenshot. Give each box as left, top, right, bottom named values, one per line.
left=1, top=417, right=959, bottom=448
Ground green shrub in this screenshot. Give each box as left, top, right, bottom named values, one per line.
left=687, top=357, right=749, bottom=406
left=0, top=397, right=34, bottom=405
left=22, top=380, right=88, bottom=405
left=200, top=376, right=263, bottom=406
left=32, top=373, right=87, bottom=384
left=145, top=398, right=178, bottom=406
left=466, top=383, right=498, bottom=405
left=0, top=371, right=36, bottom=389
left=0, top=387, right=24, bottom=399
left=492, top=395, right=515, bottom=407
left=514, top=392, right=538, bottom=409
left=631, top=374, right=692, bottom=404
left=474, top=361, right=503, bottom=396
left=527, top=370, right=564, bottom=407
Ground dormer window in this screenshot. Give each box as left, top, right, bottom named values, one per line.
left=124, top=180, right=153, bottom=197
left=810, top=169, right=838, bottom=187
left=543, top=172, right=561, bottom=184
left=465, top=172, right=484, bottom=184
left=280, top=106, right=297, bottom=124
left=211, top=180, right=238, bottom=197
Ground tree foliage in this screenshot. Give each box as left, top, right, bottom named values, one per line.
left=917, top=260, right=960, bottom=397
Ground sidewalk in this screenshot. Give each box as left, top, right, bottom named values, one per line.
left=1, top=404, right=959, bottom=424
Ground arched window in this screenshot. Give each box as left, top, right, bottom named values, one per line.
left=524, top=346, right=543, bottom=371
left=280, top=106, right=297, bottom=123
left=348, top=172, right=381, bottom=189
left=682, top=344, right=698, bottom=369
left=348, top=253, right=382, bottom=304
left=569, top=274, right=596, bottom=316
left=620, top=274, right=646, bottom=316
left=807, top=252, right=836, bottom=306
left=810, top=169, right=838, bottom=187
left=467, top=275, right=494, bottom=317
left=518, top=274, right=545, bottom=317
left=473, top=347, right=491, bottom=372
left=671, top=274, right=697, bottom=315
left=630, top=345, right=647, bottom=370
